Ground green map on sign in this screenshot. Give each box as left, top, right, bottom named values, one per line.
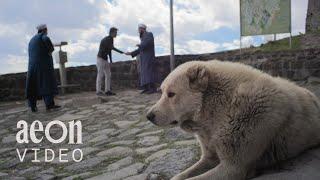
left=240, top=0, right=291, bottom=36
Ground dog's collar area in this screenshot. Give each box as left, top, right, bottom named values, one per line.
left=180, top=120, right=202, bottom=133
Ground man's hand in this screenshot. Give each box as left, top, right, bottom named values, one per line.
left=125, top=52, right=131, bottom=55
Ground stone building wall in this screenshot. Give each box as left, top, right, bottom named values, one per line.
left=1, top=48, right=320, bottom=101
left=306, top=0, right=320, bottom=33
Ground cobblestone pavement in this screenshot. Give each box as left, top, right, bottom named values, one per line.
left=0, top=84, right=320, bottom=180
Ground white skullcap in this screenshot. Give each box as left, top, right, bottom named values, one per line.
left=36, top=24, right=47, bottom=30
left=138, top=23, right=147, bottom=29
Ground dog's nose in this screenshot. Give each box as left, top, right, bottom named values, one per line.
left=146, top=112, right=155, bottom=122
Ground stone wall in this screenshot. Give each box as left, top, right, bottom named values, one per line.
left=1, top=48, right=320, bottom=101
left=306, top=0, right=320, bottom=33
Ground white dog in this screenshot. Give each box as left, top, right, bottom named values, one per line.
left=147, top=60, right=320, bottom=180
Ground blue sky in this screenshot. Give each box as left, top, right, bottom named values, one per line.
left=0, top=0, right=308, bottom=74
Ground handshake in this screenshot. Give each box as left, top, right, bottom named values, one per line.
left=123, top=44, right=140, bottom=56
left=124, top=52, right=131, bottom=56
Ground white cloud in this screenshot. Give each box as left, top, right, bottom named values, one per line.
left=291, top=0, right=308, bottom=34
left=0, top=0, right=309, bottom=74
left=63, top=40, right=98, bottom=58
left=116, top=34, right=140, bottom=51
left=177, top=40, right=220, bottom=54
left=222, top=37, right=256, bottom=50
left=0, top=55, right=28, bottom=74
left=0, top=23, right=27, bottom=37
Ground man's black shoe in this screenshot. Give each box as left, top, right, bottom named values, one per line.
left=105, top=91, right=116, bottom=96
left=145, top=89, right=157, bottom=94
left=46, top=105, right=61, bottom=111
left=140, top=89, right=148, bottom=94
left=31, top=107, right=38, bottom=113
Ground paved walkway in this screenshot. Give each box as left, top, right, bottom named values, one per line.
left=0, top=86, right=320, bottom=180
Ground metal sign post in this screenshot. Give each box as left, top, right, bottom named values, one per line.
left=239, top=0, right=242, bottom=59
left=170, top=0, right=175, bottom=71
left=53, top=42, right=80, bottom=94
left=240, top=36, right=242, bottom=57
left=289, top=0, right=292, bottom=49
left=54, top=42, right=68, bottom=94
left=289, top=33, right=292, bottom=49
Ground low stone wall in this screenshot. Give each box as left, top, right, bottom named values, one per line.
left=1, top=48, right=320, bottom=101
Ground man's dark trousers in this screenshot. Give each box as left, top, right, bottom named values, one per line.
left=28, top=95, right=55, bottom=109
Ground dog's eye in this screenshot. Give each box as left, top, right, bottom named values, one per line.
left=168, top=92, right=176, bottom=98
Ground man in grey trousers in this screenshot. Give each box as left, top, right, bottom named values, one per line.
left=96, top=27, right=124, bottom=96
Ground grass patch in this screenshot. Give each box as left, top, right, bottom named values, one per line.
left=309, top=29, right=320, bottom=35
left=257, top=35, right=302, bottom=52
left=253, top=32, right=320, bottom=52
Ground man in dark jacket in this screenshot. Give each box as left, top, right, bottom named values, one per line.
left=26, top=24, right=60, bottom=112
left=96, top=27, right=124, bottom=96
left=125, top=24, right=156, bottom=94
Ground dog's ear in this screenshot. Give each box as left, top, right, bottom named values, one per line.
left=187, top=64, right=209, bottom=92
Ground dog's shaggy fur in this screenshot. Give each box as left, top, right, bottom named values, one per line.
left=147, top=60, right=320, bottom=180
